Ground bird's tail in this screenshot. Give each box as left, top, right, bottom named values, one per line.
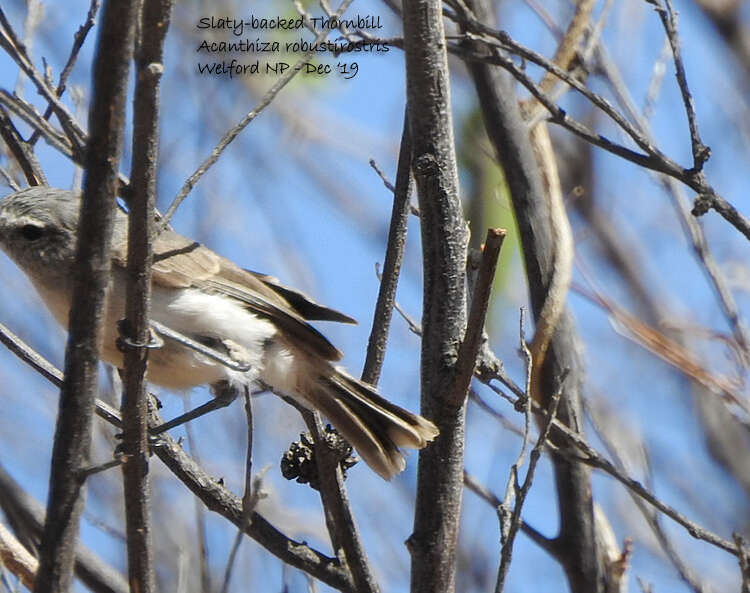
left=307, top=370, right=439, bottom=480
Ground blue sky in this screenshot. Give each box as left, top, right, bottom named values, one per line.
left=1, top=0, right=749, bottom=591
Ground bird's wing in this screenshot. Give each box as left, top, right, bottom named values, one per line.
left=113, top=228, right=344, bottom=361
left=244, top=270, right=357, bottom=324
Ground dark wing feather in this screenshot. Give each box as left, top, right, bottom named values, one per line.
left=115, top=229, right=344, bottom=361
left=198, top=263, right=343, bottom=361
left=245, top=270, right=356, bottom=324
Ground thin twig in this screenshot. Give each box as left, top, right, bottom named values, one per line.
left=28, top=0, right=100, bottom=146
left=0, top=522, right=37, bottom=590
left=148, top=407, right=355, bottom=592
left=368, top=159, right=396, bottom=192
left=0, top=90, right=74, bottom=157
left=369, top=159, right=420, bottom=216
left=0, top=165, right=20, bottom=191
left=647, top=0, right=710, bottom=171
left=495, top=376, right=564, bottom=592
left=374, top=263, right=422, bottom=335
left=586, top=399, right=710, bottom=593
left=221, top=388, right=264, bottom=593
left=0, top=104, right=46, bottom=186
left=542, top=406, right=739, bottom=555
left=643, top=38, right=671, bottom=121
left=0, top=321, right=64, bottom=386
left=159, top=0, right=356, bottom=229
left=468, top=390, right=524, bottom=436
left=450, top=40, right=683, bottom=177
left=181, top=397, right=212, bottom=593
left=463, top=471, right=558, bottom=557
left=498, top=312, right=533, bottom=552
left=0, top=7, right=88, bottom=156
left=593, top=42, right=750, bottom=364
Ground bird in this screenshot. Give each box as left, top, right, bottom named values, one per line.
left=0, top=187, right=438, bottom=479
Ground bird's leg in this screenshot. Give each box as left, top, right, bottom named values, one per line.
left=149, top=381, right=240, bottom=435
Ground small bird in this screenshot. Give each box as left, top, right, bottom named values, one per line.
left=0, top=187, right=438, bottom=479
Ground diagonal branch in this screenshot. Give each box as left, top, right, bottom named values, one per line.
left=446, top=227, right=505, bottom=410
left=0, top=325, right=355, bottom=590
left=147, top=408, right=355, bottom=592
left=303, top=411, right=380, bottom=593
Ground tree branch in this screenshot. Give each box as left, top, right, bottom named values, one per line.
left=0, top=463, right=129, bottom=593
left=460, top=0, right=602, bottom=589
left=34, top=2, right=136, bottom=591
left=303, top=411, right=379, bottom=593
left=447, top=227, right=505, bottom=410
left=147, top=409, right=355, bottom=592
left=362, top=108, right=412, bottom=386
left=402, top=0, right=469, bottom=589
left=119, top=1, right=174, bottom=591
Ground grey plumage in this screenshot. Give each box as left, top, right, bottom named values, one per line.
left=0, top=187, right=438, bottom=479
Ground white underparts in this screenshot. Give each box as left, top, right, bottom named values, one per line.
left=102, top=285, right=296, bottom=392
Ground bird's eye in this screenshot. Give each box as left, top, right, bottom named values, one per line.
left=20, top=224, right=45, bottom=241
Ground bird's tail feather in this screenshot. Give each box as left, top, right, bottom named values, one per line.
left=308, top=370, right=439, bottom=480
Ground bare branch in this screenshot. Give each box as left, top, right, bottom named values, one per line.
left=0, top=7, right=87, bottom=156
left=0, top=105, right=46, bottom=186
left=734, top=534, right=750, bottom=593
left=591, top=41, right=750, bottom=363
left=0, top=321, right=63, bottom=386
left=362, top=109, right=412, bottom=385
left=446, top=227, right=505, bottom=409
left=496, top=379, right=563, bottom=592
left=402, top=0, right=468, bottom=590
left=303, top=411, right=379, bottom=593
left=0, top=521, right=37, bottom=590
left=146, top=411, right=355, bottom=592
left=462, top=472, right=557, bottom=557
left=0, top=463, right=129, bottom=593
left=646, top=0, right=710, bottom=171
left=220, top=388, right=263, bottom=593
left=118, top=1, right=174, bottom=591
left=34, top=2, right=137, bottom=591
left=28, top=0, right=100, bottom=147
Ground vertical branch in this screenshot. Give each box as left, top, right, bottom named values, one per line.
left=402, top=0, right=468, bottom=591
left=120, top=0, right=174, bottom=592
left=220, top=388, right=256, bottom=593
left=34, top=1, right=137, bottom=592
left=362, top=109, right=412, bottom=386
